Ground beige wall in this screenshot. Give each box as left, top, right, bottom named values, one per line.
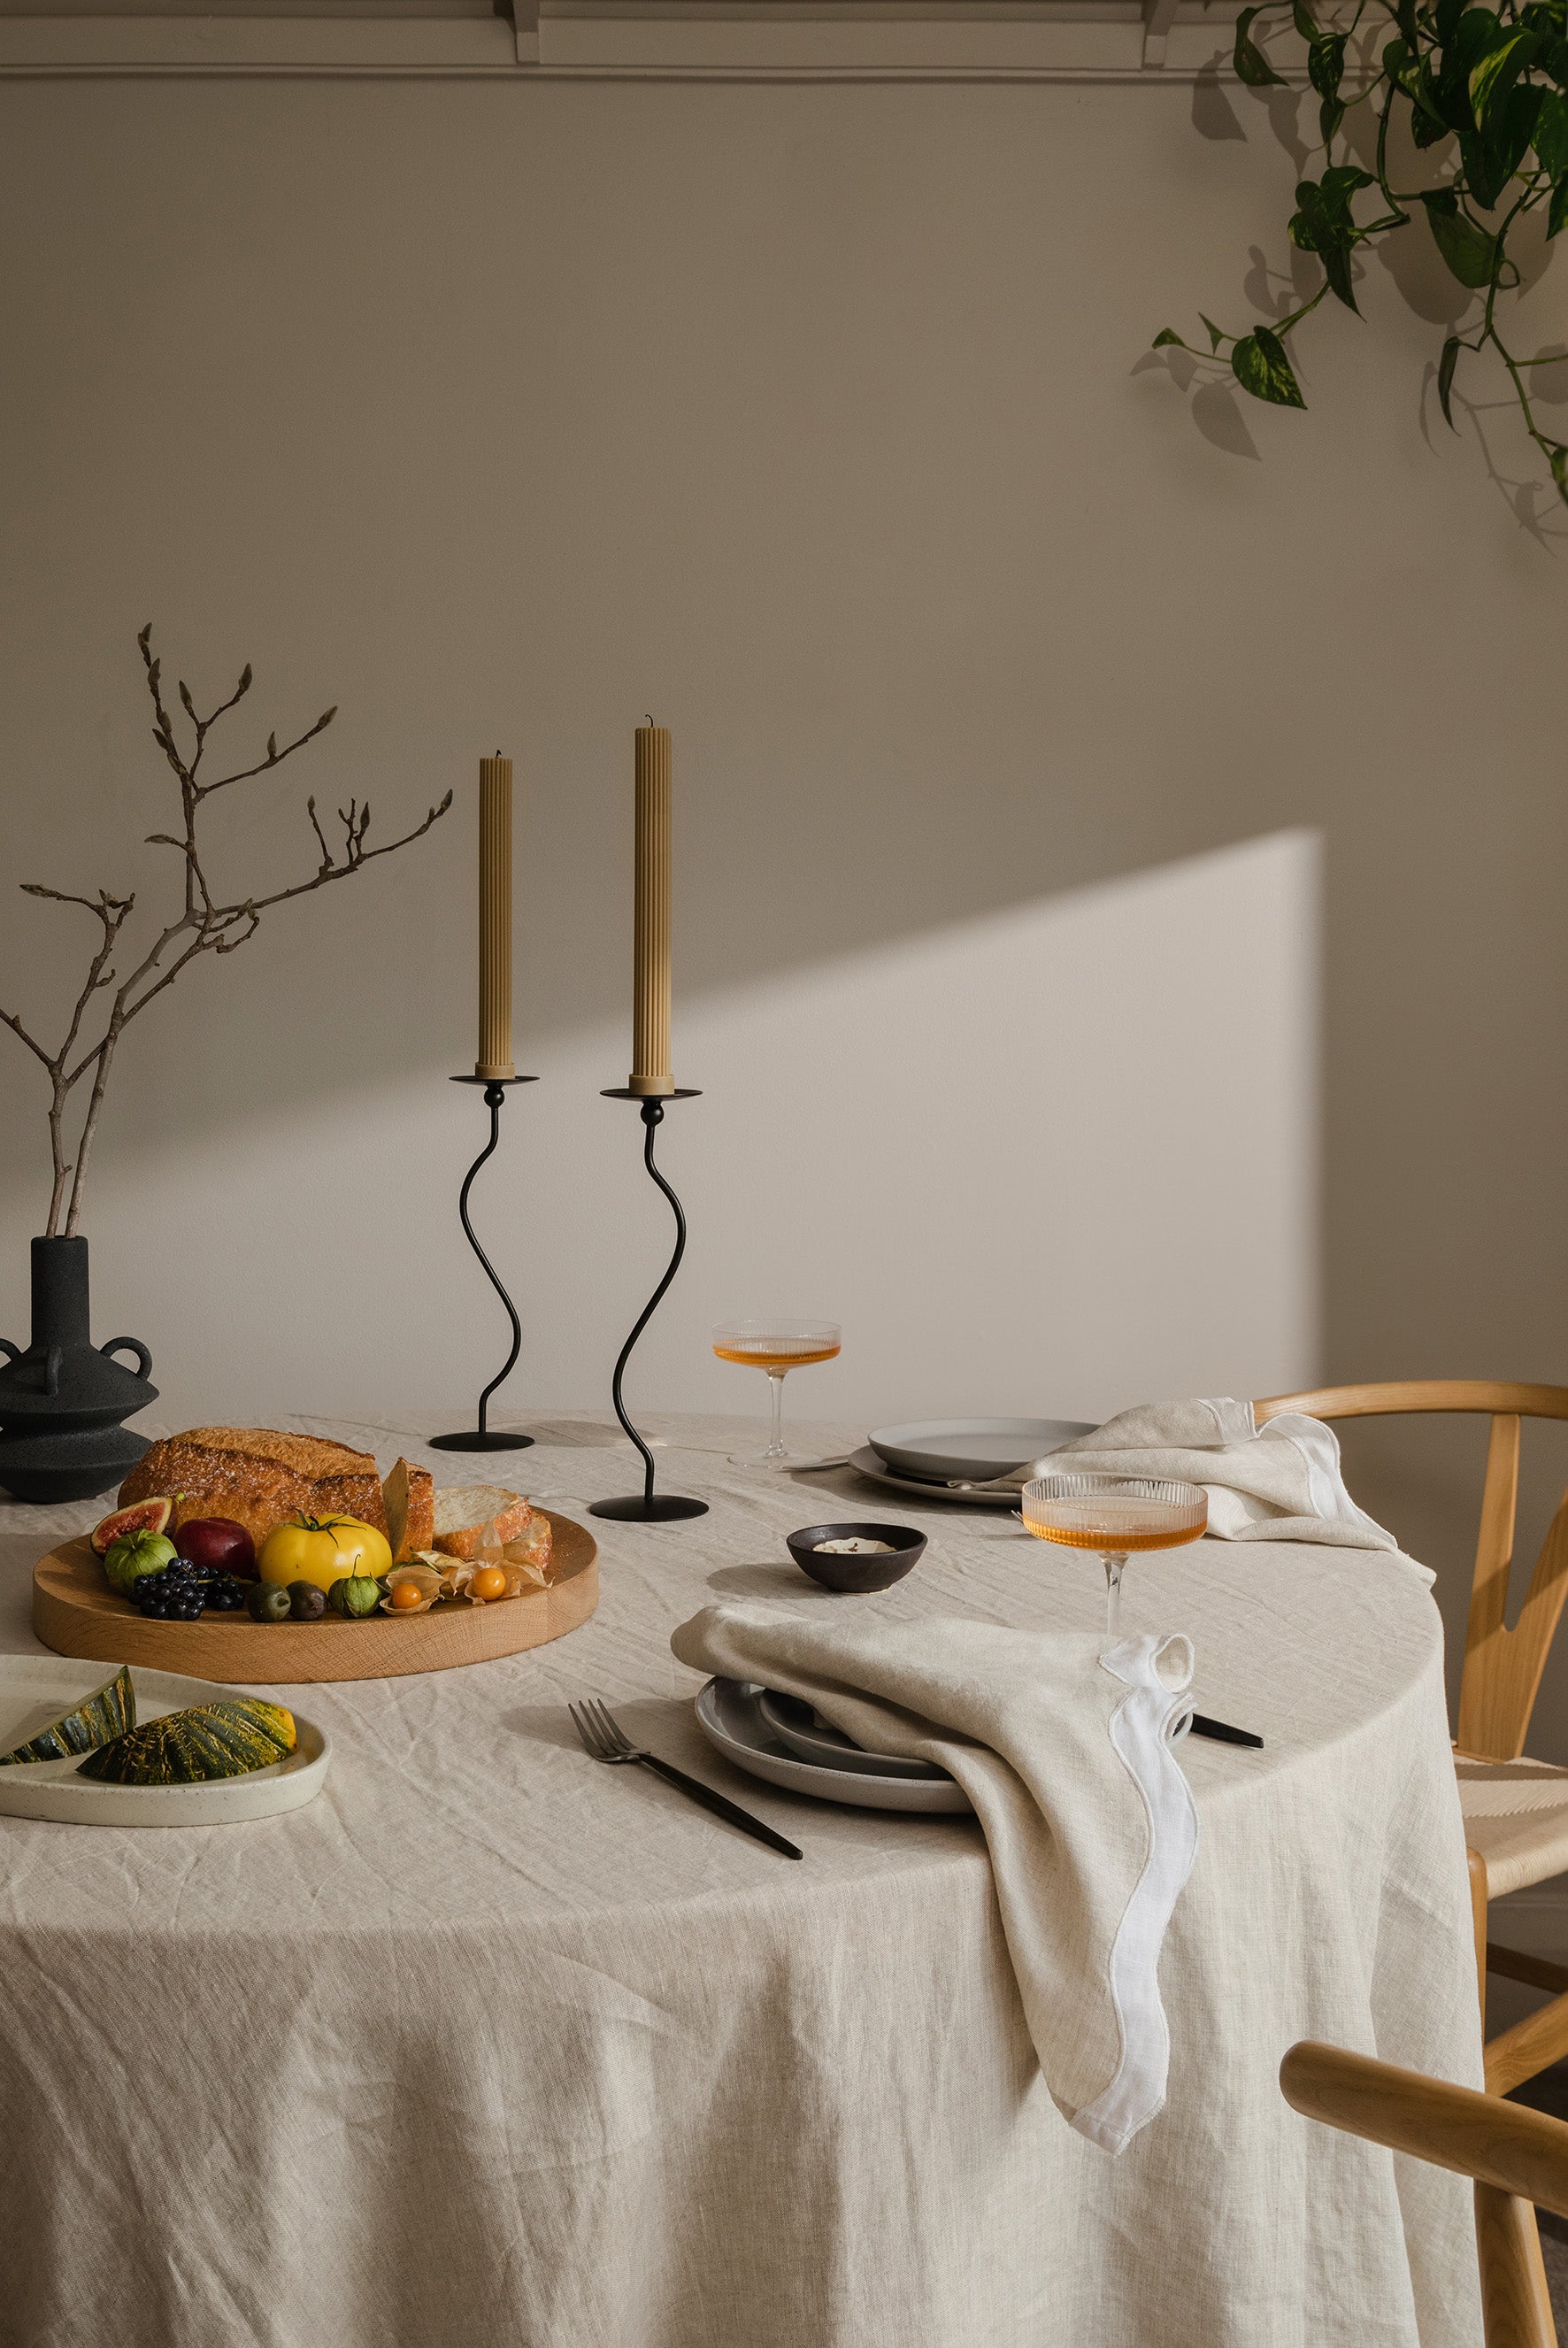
left=0, top=74, right=1564, bottom=1751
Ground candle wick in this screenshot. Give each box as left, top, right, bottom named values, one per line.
left=646, top=713, right=656, bottom=727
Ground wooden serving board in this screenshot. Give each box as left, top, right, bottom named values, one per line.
left=32, top=1511, right=597, bottom=1685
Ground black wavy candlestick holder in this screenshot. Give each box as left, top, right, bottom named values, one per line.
left=588, top=1089, right=709, bottom=1523
left=429, top=1074, right=539, bottom=1453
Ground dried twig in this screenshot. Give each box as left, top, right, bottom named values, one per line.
left=1, top=625, right=452, bottom=1236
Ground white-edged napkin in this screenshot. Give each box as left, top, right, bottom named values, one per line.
left=1009, top=1395, right=1407, bottom=1559
left=671, top=1602, right=1199, bottom=2153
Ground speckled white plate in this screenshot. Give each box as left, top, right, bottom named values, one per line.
left=696, top=1677, right=972, bottom=1815
left=0, top=1658, right=330, bottom=1827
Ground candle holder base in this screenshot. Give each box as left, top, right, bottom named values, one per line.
left=591, top=1089, right=708, bottom=1523
left=588, top=1493, right=708, bottom=1523
left=429, top=1074, right=539, bottom=1451
left=429, top=1429, right=535, bottom=1453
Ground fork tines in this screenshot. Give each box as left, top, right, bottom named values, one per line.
left=570, top=1697, right=634, bottom=1760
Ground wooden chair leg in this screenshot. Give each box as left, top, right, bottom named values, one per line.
left=1472, top=1847, right=1489, bottom=2035
left=1476, top=2181, right=1557, bottom=2348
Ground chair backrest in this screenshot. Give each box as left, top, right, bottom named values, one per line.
left=1281, top=2040, right=1567, bottom=2348
left=1254, top=1383, right=1568, bottom=1763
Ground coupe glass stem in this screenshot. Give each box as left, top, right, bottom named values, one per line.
left=1103, top=1551, right=1127, bottom=1636
left=765, top=1369, right=788, bottom=1463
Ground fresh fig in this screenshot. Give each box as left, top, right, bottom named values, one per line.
left=103, top=1529, right=179, bottom=1597
left=287, top=1580, right=327, bottom=1622
left=91, top=1497, right=173, bottom=1558
left=175, top=1517, right=257, bottom=1580
left=246, top=1582, right=292, bottom=1625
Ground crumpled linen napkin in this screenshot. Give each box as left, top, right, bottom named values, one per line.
left=671, top=1602, right=1199, bottom=2153
left=1005, top=1395, right=1403, bottom=1557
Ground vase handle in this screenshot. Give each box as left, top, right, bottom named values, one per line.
left=101, top=1337, right=152, bottom=1381
left=0, top=1339, right=19, bottom=1366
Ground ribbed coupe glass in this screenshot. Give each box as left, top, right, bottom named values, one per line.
left=1021, top=1474, right=1208, bottom=1635
left=712, top=1318, right=842, bottom=1469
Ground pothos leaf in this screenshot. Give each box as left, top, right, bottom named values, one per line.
left=1469, top=29, right=1539, bottom=127
left=1549, top=36, right=1568, bottom=85
left=1437, top=333, right=1463, bottom=426
left=1396, top=0, right=1421, bottom=45
left=1434, top=0, right=1469, bottom=47
left=1323, top=164, right=1376, bottom=208
left=1421, top=188, right=1499, bottom=283
left=1412, top=96, right=1454, bottom=146
left=1233, top=326, right=1308, bottom=406
left=1320, top=95, right=1347, bottom=142
left=1234, top=4, right=1287, bottom=82
left=1322, top=242, right=1360, bottom=309
left=1293, top=0, right=1319, bottom=35
left=1549, top=172, right=1568, bottom=234
left=1535, top=88, right=1568, bottom=173
left=1152, top=327, right=1190, bottom=348
left=1551, top=443, right=1568, bottom=504
left=1309, top=30, right=1347, bottom=97
left=1199, top=312, right=1227, bottom=350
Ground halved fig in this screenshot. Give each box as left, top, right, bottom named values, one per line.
left=89, top=1497, right=173, bottom=1557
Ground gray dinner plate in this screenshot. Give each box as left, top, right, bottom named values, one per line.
left=845, top=1446, right=1019, bottom=1511
left=756, top=1689, right=949, bottom=1781
left=868, top=1417, right=1096, bottom=1483
left=695, top=1678, right=972, bottom=1814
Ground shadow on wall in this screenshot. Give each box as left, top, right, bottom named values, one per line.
left=0, top=828, right=1323, bottom=1437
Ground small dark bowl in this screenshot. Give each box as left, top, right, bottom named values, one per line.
left=786, top=1521, right=926, bottom=1593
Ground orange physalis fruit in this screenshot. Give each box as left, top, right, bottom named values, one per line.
left=471, top=1566, right=508, bottom=1602
left=388, top=1581, right=425, bottom=1611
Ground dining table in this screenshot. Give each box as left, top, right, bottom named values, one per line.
left=0, top=1408, right=1485, bottom=2348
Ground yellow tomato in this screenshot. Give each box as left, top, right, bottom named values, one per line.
left=258, top=1514, right=392, bottom=1593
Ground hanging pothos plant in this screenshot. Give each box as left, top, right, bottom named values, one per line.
left=1154, top=0, right=1568, bottom=504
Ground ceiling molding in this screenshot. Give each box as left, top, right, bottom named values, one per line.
left=0, top=0, right=1264, bottom=78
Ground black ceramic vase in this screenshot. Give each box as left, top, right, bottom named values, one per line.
left=0, top=1236, right=158, bottom=1503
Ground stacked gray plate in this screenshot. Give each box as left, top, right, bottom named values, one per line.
left=694, top=1679, right=972, bottom=1815
left=849, top=1416, right=1095, bottom=1509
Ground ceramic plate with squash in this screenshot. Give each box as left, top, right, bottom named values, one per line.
left=0, top=1657, right=329, bottom=1827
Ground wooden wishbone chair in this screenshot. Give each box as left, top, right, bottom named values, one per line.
left=1280, top=2041, right=1564, bottom=2348
left=1256, top=1384, right=1568, bottom=2097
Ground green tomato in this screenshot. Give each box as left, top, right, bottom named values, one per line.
left=103, top=1529, right=178, bottom=1597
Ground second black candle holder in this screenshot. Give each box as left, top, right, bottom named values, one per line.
left=429, top=1074, right=538, bottom=1453
left=588, top=1089, right=708, bottom=1522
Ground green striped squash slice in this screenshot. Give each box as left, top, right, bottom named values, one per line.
left=77, top=1698, right=297, bottom=1786
left=0, top=1664, right=135, bottom=1766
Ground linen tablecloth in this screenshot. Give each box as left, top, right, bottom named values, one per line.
left=0, top=1412, right=1484, bottom=2348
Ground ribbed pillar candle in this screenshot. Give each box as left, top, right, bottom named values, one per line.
left=630, top=724, right=673, bottom=1095
left=476, top=754, right=516, bottom=1081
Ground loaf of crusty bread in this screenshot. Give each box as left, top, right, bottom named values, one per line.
left=432, top=1484, right=538, bottom=1560
left=383, top=1457, right=435, bottom=1563
left=119, top=1428, right=388, bottom=1548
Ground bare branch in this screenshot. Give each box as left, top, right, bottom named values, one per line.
left=195, top=704, right=336, bottom=802
left=307, top=795, right=332, bottom=873
left=9, top=625, right=449, bottom=1234
left=0, top=1006, right=56, bottom=1070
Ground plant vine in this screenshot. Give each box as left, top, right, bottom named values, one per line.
left=1154, top=0, right=1568, bottom=504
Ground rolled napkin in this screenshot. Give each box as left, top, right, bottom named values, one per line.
left=671, top=1601, right=1198, bottom=2154
left=1004, top=1395, right=1402, bottom=1555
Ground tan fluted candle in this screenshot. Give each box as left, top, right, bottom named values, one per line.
left=476, top=754, right=516, bottom=1081
left=630, top=723, right=673, bottom=1095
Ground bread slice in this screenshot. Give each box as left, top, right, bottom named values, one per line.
left=119, top=1427, right=388, bottom=1548
left=432, top=1484, right=534, bottom=1559
left=382, top=1457, right=435, bottom=1564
